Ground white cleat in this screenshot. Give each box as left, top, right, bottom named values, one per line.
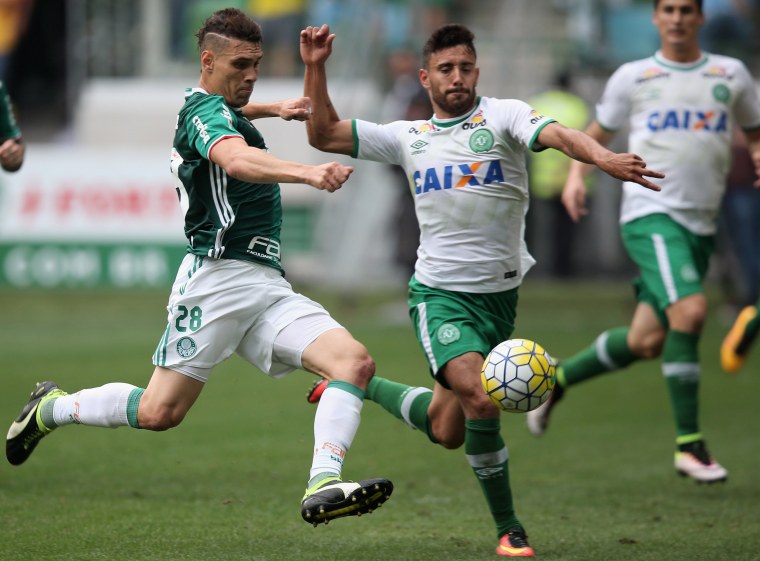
left=675, top=449, right=728, bottom=484
left=526, top=399, right=552, bottom=437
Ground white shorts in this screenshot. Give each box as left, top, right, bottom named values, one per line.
left=152, top=255, right=343, bottom=382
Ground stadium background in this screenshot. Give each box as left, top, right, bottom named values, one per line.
left=1, top=2, right=760, bottom=561
left=1, top=0, right=757, bottom=294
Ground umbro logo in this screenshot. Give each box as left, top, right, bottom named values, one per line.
left=410, top=140, right=428, bottom=151
left=475, top=466, right=504, bottom=479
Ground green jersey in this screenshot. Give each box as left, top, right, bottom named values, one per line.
left=171, top=88, right=283, bottom=273
left=0, top=81, right=21, bottom=142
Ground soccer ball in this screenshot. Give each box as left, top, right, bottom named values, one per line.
left=481, top=339, right=556, bottom=413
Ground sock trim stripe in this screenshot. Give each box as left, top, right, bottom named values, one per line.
left=326, top=380, right=365, bottom=400
left=416, top=302, right=439, bottom=374
left=466, top=446, right=509, bottom=468
left=399, top=387, right=433, bottom=429
left=676, top=432, right=703, bottom=445
left=662, top=362, right=700, bottom=381
left=595, top=330, right=619, bottom=370
left=126, top=388, right=144, bottom=428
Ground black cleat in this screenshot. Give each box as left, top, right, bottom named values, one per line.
left=6, top=381, right=66, bottom=466
left=301, top=477, right=393, bottom=526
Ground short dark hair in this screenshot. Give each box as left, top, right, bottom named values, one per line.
left=653, top=0, right=703, bottom=12
left=422, top=24, right=476, bottom=68
left=196, top=8, right=262, bottom=50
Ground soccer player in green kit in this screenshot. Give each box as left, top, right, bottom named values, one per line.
left=528, top=0, right=760, bottom=484
left=0, top=80, right=24, bottom=172
left=301, top=22, right=663, bottom=557
left=6, top=8, right=393, bottom=526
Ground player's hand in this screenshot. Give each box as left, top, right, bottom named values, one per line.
left=307, top=162, right=353, bottom=192
left=0, top=138, right=24, bottom=171
left=300, top=24, right=335, bottom=66
left=561, top=178, right=589, bottom=223
left=600, top=152, right=664, bottom=192
left=278, top=97, right=312, bottom=121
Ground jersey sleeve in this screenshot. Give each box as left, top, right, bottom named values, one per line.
left=0, top=81, right=21, bottom=141
left=595, top=64, right=633, bottom=132
left=354, top=119, right=406, bottom=165
left=183, top=95, right=244, bottom=159
left=732, top=62, right=760, bottom=131
left=487, top=98, right=556, bottom=152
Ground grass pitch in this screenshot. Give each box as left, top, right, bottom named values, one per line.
left=1, top=281, right=759, bottom=561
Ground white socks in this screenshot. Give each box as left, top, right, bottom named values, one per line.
left=309, top=382, right=363, bottom=481
left=52, top=383, right=139, bottom=428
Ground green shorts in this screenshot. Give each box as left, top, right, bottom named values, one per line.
left=408, top=276, right=518, bottom=388
left=621, top=214, right=714, bottom=325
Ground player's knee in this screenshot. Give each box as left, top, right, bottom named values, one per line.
left=352, top=353, right=376, bottom=388
left=634, top=337, right=664, bottom=359
left=433, top=430, right=464, bottom=450
left=340, top=344, right=376, bottom=388
left=137, top=406, right=186, bottom=431
left=628, top=328, right=665, bottom=359
left=458, top=387, right=500, bottom=420
left=668, top=296, right=708, bottom=333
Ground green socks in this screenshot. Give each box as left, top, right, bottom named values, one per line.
left=465, top=418, right=519, bottom=537
left=561, top=327, right=638, bottom=386
left=365, top=377, right=435, bottom=443
left=662, top=330, right=700, bottom=437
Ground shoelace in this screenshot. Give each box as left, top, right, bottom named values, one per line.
left=507, top=530, right=529, bottom=548
left=682, top=442, right=711, bottom=465
left=23, top=428, right=45, bottom=450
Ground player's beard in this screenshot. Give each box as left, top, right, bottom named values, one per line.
left=432, top=87, right=476, bottom=117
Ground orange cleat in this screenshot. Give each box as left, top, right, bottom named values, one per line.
left=721, top=305, right=758, bottom=374
left=496, top=527, right=535, bottom=557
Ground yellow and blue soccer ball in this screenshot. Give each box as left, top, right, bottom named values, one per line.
left=481, top=339, right=556, bottom=413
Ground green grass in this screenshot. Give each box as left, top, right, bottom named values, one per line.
left=1, top=281, right=759, bottom=561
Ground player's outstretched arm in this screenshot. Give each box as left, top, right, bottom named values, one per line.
left=241, top=98, right=312, bottom=121
left=539, top=121, right=663, bottom=193
left=300, top=24, right=354, bottom=155
left=209, top=136, right=353, bottom=192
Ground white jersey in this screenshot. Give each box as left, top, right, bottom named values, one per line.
left=354, top=96, right=554, bottom=293
left=597, top=51, right=760, bottom=235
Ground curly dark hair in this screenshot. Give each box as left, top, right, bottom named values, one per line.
left=422, top=24, right=476, bottom=68
left=196, top=8, right=262, bottom=50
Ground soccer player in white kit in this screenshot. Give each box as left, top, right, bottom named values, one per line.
left=528, top=0, right=760, bottom=484
left=6, top=8, right=394, bottom=527
left=300, top=22, right=663, bottom=557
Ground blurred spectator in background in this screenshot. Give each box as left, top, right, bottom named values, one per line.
left=0, top=79, right=23, bottom=171
left=0, top=0, right=32, bottom=81
left=718, top=127, right=760, bottom=310
left=527, top=71, right=591, bottom=277
left=247, top=0, right=306, bottom=76
left=700, top=0, right=758, bottom=64
left=380, top=48, right=431, bottom=278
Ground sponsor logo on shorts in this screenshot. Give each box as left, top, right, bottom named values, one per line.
left=680, top=264, right=699, bottom=283
left=177, top=337, right=197, bottom=358
left=437, top=323, right=461, bottom=345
